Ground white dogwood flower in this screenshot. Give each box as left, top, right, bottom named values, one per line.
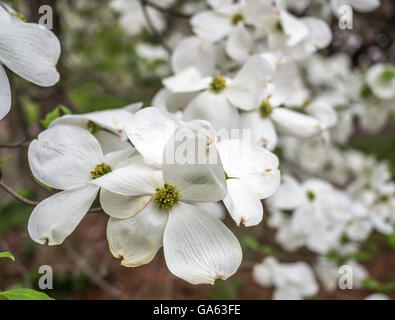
left=365, top=63, right=395, bottom=100
left=315, top=257, right=368, bottom=291
left=0, top=5, right=61, bottom=119
left=126, top=107, right=281, bottom=226
left=268, top=175, right=370, bottom=254
left=191, top=0, right=280, bottom=62
left=240, top=61, right=324, bottom=150
left=191, top=0, right=248, bottom=42
left=27, top=125, right=135, bottom=245
left=93, top=124, right=242, bottom=285
left=253, top=256, right=318, bottom=300
left=163, top=55, right=274, bottom=130
left=260, top=1, right=332, bottom=62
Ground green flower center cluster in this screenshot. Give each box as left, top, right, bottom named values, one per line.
left=210, top=76, right=227, bottom=93
left=379, top=194, right=389, bottom=203
left=259, top=100, right=274, bottom=118
left=360, top=84, right=373, bottom=100
left=379, top=68, right=395, bottom=84
left=231, top=13, right=245, bottom=25
left=155, top=183, right=179, bottom=210
left=306, top=190, right=316, bottom=202
left=275, top=20, right=284, bottom=33
left=87, top=121, right=102, bottom=134
left=91, top=163, right=112, bottom=179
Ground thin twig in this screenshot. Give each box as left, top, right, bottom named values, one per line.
left=139, top=0, right=172, bottom=55
left=137, top=0, right=191, bottom=19
left=133, top=256, right=160, bottom=299
left=0, top=139, right=29, bottom=149
left=0, top=181, right=39, bottom=206
left=63, top=243, right=127, bottom=300
left=0, top=180, right=103, bottom=212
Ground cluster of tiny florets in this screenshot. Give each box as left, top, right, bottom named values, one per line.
left=155, top=183, right=180, bottom=210
left=231, top=13, right=245, bottom=25
left=379, top=69, right=395, bottom=84
left=259, top=100, right=274, bottom=118
left=91, top=163, right=112, bottom=179
left=87, top=121, right=102, bottom=134
left=306, top=190, right=316, bottom=202
left=209, top=76, right=227, bottom=93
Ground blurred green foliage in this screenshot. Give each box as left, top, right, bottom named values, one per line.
left=350, top=133, right=395, bottom=176
left=0, top=189, right=34, bottom=233
left=209, top=279, right=242, bottom=300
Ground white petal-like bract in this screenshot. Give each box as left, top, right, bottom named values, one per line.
left=28, top=185, right=99, bottom=245
left=163, top=202, right=242, bottom=285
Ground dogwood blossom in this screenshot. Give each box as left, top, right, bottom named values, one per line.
left=163, top=55, right=274, bottom=129
left=253, top=256, right=318, bottom=300
left=268, top=175, right=371, bottom=254
left=264, top=1, right=332, bottom=61
left=240, top=61, right=325, bottom=149
left=125, top=107, right=281, bottom=226
left=27, top=125, right=135, bottom=245
left=365, top=63, right=395, bottom=100
left=93, top=123, right=243, bottom=284
left=315, top=257, right=368, bottom=292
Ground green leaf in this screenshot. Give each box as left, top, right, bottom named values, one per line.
left=59, top=105, right=73, bottom=115
left=0, top=251, right=15, bottom=261
left=0, top=288, right=54, bottom=300
left=41, top=107, right=61, bottom=128
left=41, top=105, right=74, bottom=128
left=326, top=250, right=344, bottom=262
left=362, top=277, right=382, bottom=291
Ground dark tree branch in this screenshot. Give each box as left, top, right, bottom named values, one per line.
left=139, top=0, right=172, bottom=55
left=0, top=181, right=39, bottom=206
left=63, top=243, right=127, bottom=300
left=0, top=180, right=103, bottom=213
left=137, top=0, right=191, bottom=19
left=0, top=139, right=29, bottom=149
